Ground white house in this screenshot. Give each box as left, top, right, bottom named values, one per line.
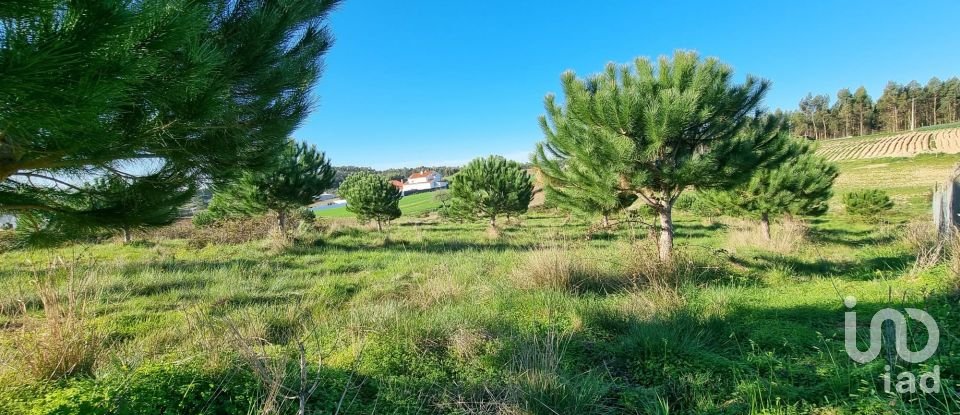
left=400, top=170, right=448, bottom=193
left=0, top=214, right=15, bottom=230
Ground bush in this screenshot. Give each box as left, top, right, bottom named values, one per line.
left=842, top=189, right=894, bottom=218
left=191, top=210, right=216, bottom=227
left=673, top=192, right=722, bottom=216
left=0, top=229, right=18, bottom=252
left=292, top=206, right=316, bottom=226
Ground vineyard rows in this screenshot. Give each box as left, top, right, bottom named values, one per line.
left=816, top=128, right=960, bottom=161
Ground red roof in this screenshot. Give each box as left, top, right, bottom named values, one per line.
left=389, top=179, right=404, bottom=189
left=408, top=170, right=436, bottom=180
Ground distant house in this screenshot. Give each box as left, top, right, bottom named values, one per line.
left=316, top=193, right=338, bottom=202
left=0, top=214, right=15, bottom=230
left=399, top=170, right=448, bottom=194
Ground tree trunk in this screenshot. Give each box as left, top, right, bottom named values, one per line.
left=601, top=214, right=610, bottom=228
left=489, top=216, right=497, bottom=230
left=277, top=209, right=287, bottom=234
left=376, top=219, right=383, bottom=232
left=859, top=112, right=864, bottom=136
left=933, top=96, right=938, bottom=125
left=760, top=212, right=771, bottom=241
left=657, top=205, right=674, bottom=262
left=911, top=98, right=916, bottom=131
left=122, top=227, right=132, bottom=243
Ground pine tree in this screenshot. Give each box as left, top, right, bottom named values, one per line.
left=533, top=147, right=636, bottom=228
left=211, top=140, right=334, bottom=234
left=339, top=172, right=402, bottom=231
left=836, top=88, right=855, bottom=137
left=26, top=170, right=194, bottom=243
left=0, top=0, right=339, bottom=227
left=537, top=51, right=794, bottom=260
left=701, top=145, right=838, bottom=240
left=447, top=156, right=533, bottom=230
left=853, top=86, right=873, bottom=136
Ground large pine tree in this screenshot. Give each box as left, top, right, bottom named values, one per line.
left=537, top=51, right=794, bottom=260
left=0, top=0, right=339, bottom=229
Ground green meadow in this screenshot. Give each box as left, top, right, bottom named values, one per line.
left=1, top=154, right=960, bottom=414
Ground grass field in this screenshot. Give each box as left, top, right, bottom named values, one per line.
left=2, top=156, right=960, bottom=414
left=314, top=190, right=445, bottom=218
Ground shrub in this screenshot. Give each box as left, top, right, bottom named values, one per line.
left=191, top=210, right=216, bottom=227
left=0, top=229, right=18, bottom=252
left=843, top=189, right=894, bottom=218
left=292, top=206, right=316, bottom=226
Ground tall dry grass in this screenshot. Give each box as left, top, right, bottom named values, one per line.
left=724, top=217, right=808, bottom=254
left=6, top=259, right=106, bottom=381
left=902, top=219, right=943, bottom=275
left=513, top=246, right=611, bottom=292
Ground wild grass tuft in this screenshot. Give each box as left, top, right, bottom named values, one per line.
left=514, top=246, right=605, bottom=292
left=724, top=217, right=808, bottom=254
left=7, top=259, right=106, bottom=381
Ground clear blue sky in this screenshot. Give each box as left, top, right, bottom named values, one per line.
left=295, top=0, right=960, bottom=169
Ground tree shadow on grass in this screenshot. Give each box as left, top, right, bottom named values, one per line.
left=319, top=238, right=539, bottom=255
left=746, top=251, right=914, bottom=280
left=807, top=226, right=897, bottom=247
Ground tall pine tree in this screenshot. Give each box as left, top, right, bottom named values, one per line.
left=537, top=51, right=794, bottom=260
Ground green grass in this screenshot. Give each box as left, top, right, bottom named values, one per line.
left=314, top=189, right=445, bottom=218
left=2, top=159, right=960, bottom=414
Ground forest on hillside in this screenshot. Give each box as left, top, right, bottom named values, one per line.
left=788, top=76, right=960, bottom=139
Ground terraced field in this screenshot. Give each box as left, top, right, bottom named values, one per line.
left=816, top=127, right=960, bottom=161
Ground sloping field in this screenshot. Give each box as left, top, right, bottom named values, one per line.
left=816, top=127, right=960, bottom=161
left=315, top=189, right=444, bottom=218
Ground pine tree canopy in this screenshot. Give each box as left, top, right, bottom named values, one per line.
left=0, top=0, right=339, bottom=226
left=699, top=140, right=838, bottom=232
left=338, top=172, right=402, bottom=231
left=207, top=139, right=335, bottom=232
left=536, top=51, right=795, bottom=260
left=447, top=155, right=533, bottom=227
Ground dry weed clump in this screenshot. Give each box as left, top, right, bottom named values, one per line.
left=946, top=235, right=960, bottom=295
left=902, top=219, right=943, bottom=275
left=514, top=246, right=599, bottom=292
left=145, top=216, right=277, bottom=247
left=724, top=217, right=808, bottom=254
left=7, top=259, right=106, bottom=381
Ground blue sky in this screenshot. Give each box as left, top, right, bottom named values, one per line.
left=296, top=0, right=960, bottom=169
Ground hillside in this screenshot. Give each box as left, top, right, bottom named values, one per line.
left=816, top=125, right=960, bottom=161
